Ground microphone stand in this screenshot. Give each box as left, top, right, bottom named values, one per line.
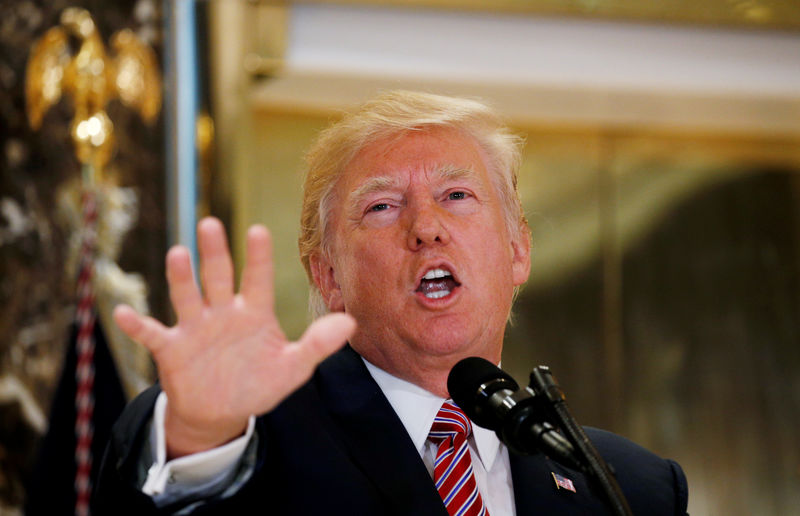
left=528, top=366, right=633, bottom=516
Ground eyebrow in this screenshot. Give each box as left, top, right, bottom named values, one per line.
left=348, top=176, right=402, bottom=207
left=437, top=164, right=477, bottom=183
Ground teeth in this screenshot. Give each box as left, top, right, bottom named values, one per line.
left=425, top=290, right=450, bottom=299
left=423, top=268, right=451, bottom=280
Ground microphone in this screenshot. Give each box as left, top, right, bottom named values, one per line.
left=447, top=357, right=519, bottom=429
left=447, top=357, right=583, bottom=471
left=449, top=357, right=634, bottom=516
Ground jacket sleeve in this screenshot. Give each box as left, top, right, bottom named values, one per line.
left=92, top=385, right=164, bottom=515
left=667, top=458, right=690, bottom=516
left=92, top=385, right=266, bottom=515
left=582, top=427, right=690, bottom=516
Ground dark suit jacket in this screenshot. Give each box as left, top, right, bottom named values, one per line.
left=94, top=346, right=688, bottom=515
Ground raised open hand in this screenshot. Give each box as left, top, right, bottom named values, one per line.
left=113, top=217, right=356, bottom=457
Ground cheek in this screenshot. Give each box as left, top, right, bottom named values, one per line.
left=337, top=236, right=402, bottom=302
left=473, top=233, right=516, bottom=288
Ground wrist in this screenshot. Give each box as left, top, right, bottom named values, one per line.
left=164, top=408, right=249, bottom=459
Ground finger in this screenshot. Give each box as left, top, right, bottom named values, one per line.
left=198, top=217, right=234, bottom=306
left=113, top=304, right=168, bottom=353
left=240, top=225, right=274, bottom=310
left=291, top=313, right=357, bottom=370
left=166, top=245, right=203, bottom=322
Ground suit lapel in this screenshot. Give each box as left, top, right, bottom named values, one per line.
left=316, top=346, right=448, bottom=516
left=510, top=451, right=611, bottom=515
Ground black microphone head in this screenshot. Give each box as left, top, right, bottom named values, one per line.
left=448, top=357, right=519, bottom=429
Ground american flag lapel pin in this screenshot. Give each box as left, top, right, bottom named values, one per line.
left=551, top=472, right=577, bottom=493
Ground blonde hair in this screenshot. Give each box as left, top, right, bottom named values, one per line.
left=299, top=90, right=527, bottom=318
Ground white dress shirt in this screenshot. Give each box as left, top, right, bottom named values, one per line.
left=142, top=357, right=517, bottom=514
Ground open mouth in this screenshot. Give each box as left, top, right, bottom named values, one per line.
left=416, top=267, right=461, bottom=300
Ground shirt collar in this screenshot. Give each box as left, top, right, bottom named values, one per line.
left=362, top=357, right=502, bottom=470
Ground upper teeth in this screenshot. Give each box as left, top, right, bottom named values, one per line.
left=423, top=268, right=451, bottom=280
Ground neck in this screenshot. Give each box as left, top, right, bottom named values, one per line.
left=354, top=345, right=502, bottom=399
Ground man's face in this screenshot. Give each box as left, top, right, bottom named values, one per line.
left=312, top=127, right=530, bottom=391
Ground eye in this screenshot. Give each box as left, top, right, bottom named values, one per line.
left=448, top=191, right=468, bottom=201
left=368, top=202, right=390, bottom=212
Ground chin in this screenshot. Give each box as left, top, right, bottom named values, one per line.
left=412, top=325, right=496, bottom=361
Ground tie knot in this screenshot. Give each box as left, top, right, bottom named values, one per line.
left=429, top=401, right=472, bottom=443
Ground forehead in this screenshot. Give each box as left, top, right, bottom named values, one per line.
left=339, top=127, right=490, bottom=189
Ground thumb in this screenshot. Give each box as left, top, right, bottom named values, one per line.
left=293, top=312, right=357, bottom=367
left=113, top=303, right=167, bottom=353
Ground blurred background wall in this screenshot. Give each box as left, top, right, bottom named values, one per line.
left=1, top=0, right=799, bottom=514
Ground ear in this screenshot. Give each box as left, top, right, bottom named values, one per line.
left=310, top=252, right=345, bottom=312
left=510, top=224, right=531, bottom=287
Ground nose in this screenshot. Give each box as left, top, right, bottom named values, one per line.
left=406, top=198, right=451, bottom=250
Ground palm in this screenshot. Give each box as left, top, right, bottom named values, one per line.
left=113, top=218, right=355, bottom=456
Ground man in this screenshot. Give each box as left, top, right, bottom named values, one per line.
left=95, top=91, right=688, bottom=514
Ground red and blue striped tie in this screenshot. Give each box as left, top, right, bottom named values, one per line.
left=428, top=401, right=490, bottom=516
